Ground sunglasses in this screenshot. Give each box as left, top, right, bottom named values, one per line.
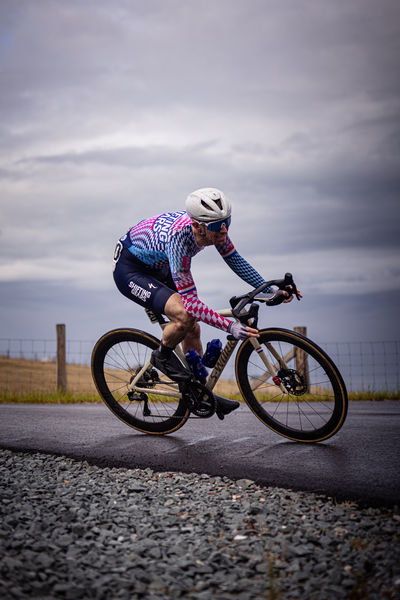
left=206, top=216, right=231, bottom=232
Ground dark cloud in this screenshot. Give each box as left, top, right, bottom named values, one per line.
left=1, top=0, right=400, bottom=344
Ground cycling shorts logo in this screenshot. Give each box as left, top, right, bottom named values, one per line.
left=152, top=213, right=181, bottom=243
left=148, top=283, right=157, bottom=289
left=128, top=282, right=151, bottom=302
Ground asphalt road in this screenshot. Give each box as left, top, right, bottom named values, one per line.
left=1, top=401, right=399, bottom=509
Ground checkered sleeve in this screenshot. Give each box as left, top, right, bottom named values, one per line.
left=216, top=236, right=267, bottom=289
left=166, top=232, right=233, bottom=333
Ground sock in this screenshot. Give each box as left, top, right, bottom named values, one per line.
left=159, top=341, right=174, bottom=358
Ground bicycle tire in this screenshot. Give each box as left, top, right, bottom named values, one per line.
left=91, top=328, right=189, bottom=434
left=235, top=328, right=348, bottom=442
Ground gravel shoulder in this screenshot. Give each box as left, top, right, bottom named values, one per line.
left=1, top=449, right=400, bottom=600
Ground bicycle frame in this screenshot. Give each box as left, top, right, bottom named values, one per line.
left=92, top=271, right=347, bottom=441
left=128, top=307, right=290, bottom=399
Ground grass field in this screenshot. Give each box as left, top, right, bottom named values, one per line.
left=0, top=356, right=398, bottom=403
left=0, top=356, right=240, bottom=403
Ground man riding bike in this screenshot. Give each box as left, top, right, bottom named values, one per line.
left=113, top=188, right=295, bottom=416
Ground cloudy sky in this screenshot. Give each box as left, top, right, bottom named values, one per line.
left=1, top=0, right=399, bottom=351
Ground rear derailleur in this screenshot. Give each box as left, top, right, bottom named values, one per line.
left=127, top=367, right=161, bottom=416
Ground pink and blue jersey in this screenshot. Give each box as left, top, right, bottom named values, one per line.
left=125, top=211, right=265, bottom=332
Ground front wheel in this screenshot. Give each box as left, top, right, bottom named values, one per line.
left=91, top=328, right=190, bottom=434
left=235, top=328, right=348, bottom=442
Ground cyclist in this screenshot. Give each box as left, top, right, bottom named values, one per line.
left=113, top=188, right=295, bottom=415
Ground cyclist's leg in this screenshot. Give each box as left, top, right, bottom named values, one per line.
left=151, top=277, right=238, bottom=415
left=163, top=293, right=202, bottom=355
left=182, top=322, right=202, bottom=356
left=114, top=250, right=197, bottom=344
left=162, top=276, right=239, bottom=416
left=114, top=260, right=203, bottom=355
left=113, top=249, right=177, bottom=313
left=160, top=269, right=203, bottom=355
left=113, top=251, right=196, bottom=380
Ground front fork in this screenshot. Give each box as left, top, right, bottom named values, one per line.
left=248, top=336, right=290, bottom=394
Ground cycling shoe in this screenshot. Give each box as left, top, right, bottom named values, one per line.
left=150, top=349, right=192, bottom=382
left=214, top=394, right=240, bottom=418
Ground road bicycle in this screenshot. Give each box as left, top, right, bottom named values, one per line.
left=91, top=274, right=348, bottom=443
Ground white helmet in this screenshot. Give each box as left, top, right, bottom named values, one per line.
left=185, top=188, right=231, bottom=223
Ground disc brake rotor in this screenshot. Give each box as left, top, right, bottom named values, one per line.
left=130, top=366, right=160, bottom=389
left=276, top=368, right=307, bottom=396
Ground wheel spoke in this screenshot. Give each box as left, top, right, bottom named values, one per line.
left=92, top=330, right=189, bottom=434
left=236, top=329, right=347, bottom=442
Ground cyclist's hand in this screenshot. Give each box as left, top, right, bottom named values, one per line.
left=283, top=287, right=302, bottom=303
left=229, top=322, right=259, bottom=340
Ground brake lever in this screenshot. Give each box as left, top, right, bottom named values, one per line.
left=273, top=273, right=301, bottom=301
left=229, top=272, right=301, bottom=321
left=282, top=273, right=301, bottom=301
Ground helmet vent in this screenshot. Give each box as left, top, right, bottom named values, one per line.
left=201, top=200, right=212, bottom=210
left=200, top=199, right=222, bottom=210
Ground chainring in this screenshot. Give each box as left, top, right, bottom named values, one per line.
left=181, top=380, right=217, bottom=418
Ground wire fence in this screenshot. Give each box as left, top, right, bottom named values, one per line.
left=0, top=339, right=96, bottom=395
left=319, top=341, right=400, bottom=393
left=0, top=337, right=399, bottom=395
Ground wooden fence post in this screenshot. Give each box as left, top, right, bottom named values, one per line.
left=56, top=324, right=67, bottom=394
left=294, top=327, right=310, bottom=388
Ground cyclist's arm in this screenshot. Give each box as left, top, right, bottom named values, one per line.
left=173, top=271, right=233, bottom=333
left=215, top=236, right=269, bottom=289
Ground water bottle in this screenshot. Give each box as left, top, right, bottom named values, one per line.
left=185, top=349, right=209, bottom=382
left=202, top=339, right=222, bottom=368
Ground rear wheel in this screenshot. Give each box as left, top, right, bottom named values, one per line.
left=91, top=328, right=189, bottom=434
left=235, top=328, right=348, bottom=442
